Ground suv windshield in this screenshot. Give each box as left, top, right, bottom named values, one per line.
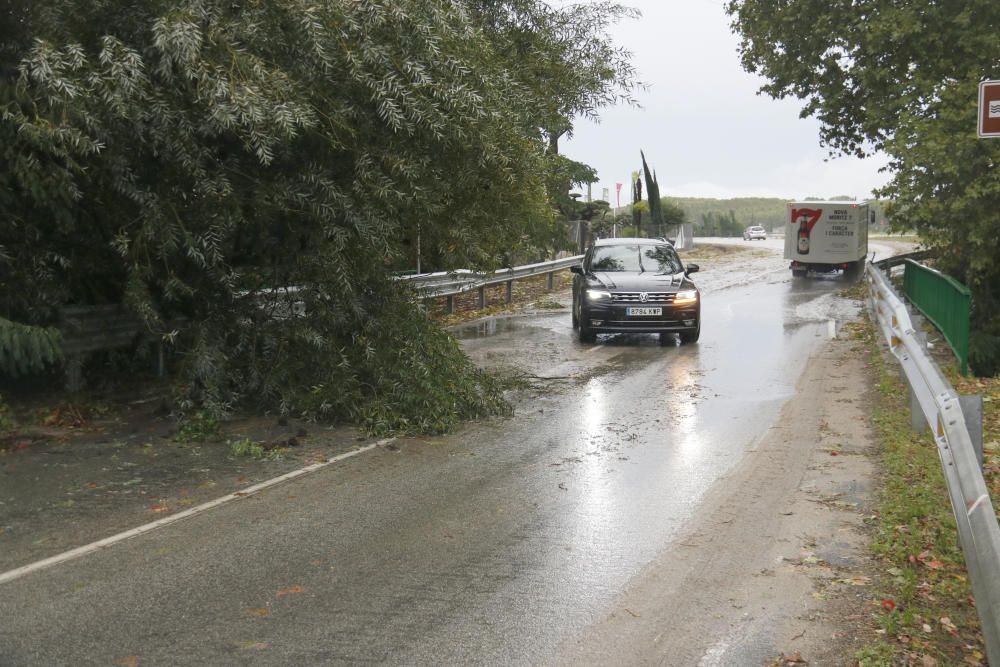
left=590, top=244, right=683, bottom=274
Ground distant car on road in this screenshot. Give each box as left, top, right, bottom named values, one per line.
left=743, top=225, right=767, bottom=240
left=570, top=238, right=701, bottom=345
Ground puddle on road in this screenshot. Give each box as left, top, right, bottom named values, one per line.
left=452, top=316, right=522, bottom=339
left=816, top=542, right=860, bottom=568
left=451, top=313, right=565, bottom=340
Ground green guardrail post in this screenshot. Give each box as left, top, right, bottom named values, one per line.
left=902, top=259, right=971, bottom=375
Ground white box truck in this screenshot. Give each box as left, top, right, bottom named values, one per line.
left=784, top=201, right=871, bottom=277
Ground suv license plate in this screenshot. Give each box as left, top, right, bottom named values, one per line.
left=627, top=307, right=662, bottom=316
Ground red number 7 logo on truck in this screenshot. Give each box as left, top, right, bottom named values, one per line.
left=791, top=208, right=823, bottom=233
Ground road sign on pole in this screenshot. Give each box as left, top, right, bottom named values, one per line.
left=978, top=80, right=1000, bottom=138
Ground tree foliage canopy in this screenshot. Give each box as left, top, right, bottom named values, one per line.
left=1, top=0, right=639, bottom=426
left=728, top=0, right=1000, bottom=374
left=463, top=0, right=641, bottom=222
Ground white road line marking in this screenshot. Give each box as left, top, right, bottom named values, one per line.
left=0, top=439, right=393, bottom=586
left=586, top=343, right=605, bottom=354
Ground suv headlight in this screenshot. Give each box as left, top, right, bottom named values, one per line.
left=586, top=289, right=612, bottom=302
left=674, top=289, right=698, bottom=305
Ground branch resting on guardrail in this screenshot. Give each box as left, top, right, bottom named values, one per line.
left=867, top=260, right=1000, bottom=663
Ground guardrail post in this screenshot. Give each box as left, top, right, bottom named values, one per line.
left=547, top=272, right=554, bottom=290
left=478, top=286, right=486, bottom=309
left=910, top=312, right=926, bottom=345
left=505, top=280, right=513, bottom=304
left=65, top=356, right=84, bottom=392
left=446, top=295, right=455, bottom=314
left=910, top=387, right=928, bottom=434
left=960, top=394, right=985, bottom=468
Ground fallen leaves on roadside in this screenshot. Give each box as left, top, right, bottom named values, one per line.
left=115, top=657, right=139, bottom=667
left=148, top=504, right=169, bottom=513
left=963, top=651, right=985, bottom=666
left=243, top=607, right=270, bottom=618
left=839, top=576, right=871, bottom=586
left=940, top=617, right=959, bottom=634
left=234, top=640, right=269, bottom=651
left=1, top=441, right=21, bottom=455
left=42, top=404, right=87, bottom=428
left=276, top=585, right=306, bottom=598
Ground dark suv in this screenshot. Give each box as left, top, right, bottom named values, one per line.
left=570, top=238, right=701, bottom=344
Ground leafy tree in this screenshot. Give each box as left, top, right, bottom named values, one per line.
left=728, top=0, right=1000, bottom=374
left=630, top=170, right=643, bottom=236
left=669, top=197, right=785, bottom=232
left=545, top=153, right=598, bottom=224
left=462, top=0, right=639, bottom=226
left=696, top=211, right=742, bottom=238
left=641, top=151, right=662, bottom=234
left=639, top=151, right=689, bottom=239
left=1, top=0, right=639, bottom=427
left=658, top=199, right=687, bottom=238
left=465, top=0, right=641, bottom=154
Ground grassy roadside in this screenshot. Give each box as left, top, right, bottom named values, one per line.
left=853, top=308, right=997, bottom=666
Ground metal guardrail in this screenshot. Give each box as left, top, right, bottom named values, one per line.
left=50, top=255, right=583, bottom=387
left=878, top=248, right=934, bottom=272
left=867, top=260, right=1000, bottom=662
left=398, top=255, right=583, bottom=313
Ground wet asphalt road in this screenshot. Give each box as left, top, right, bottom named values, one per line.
left=0, top=244, right=886, bottom=665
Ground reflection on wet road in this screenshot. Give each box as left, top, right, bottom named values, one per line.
left=430, top=270, right=867, bottom=663
left=0, top=253, right=871, bottom=667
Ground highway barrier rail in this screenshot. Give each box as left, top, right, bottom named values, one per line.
left=867, top=260, right=1000, bottom=662
left=902, top=259, right=972, bottom=375
left=399, top=255, right=583, bottom=314
left=53, top=255, right=585, bottom=388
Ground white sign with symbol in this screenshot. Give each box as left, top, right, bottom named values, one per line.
left=979, top=80, right=1000, bottom=137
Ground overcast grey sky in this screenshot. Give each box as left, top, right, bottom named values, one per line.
left=562, top=0, right=890, bottom=204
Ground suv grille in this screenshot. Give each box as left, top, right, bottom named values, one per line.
left=612, top=292, right=675, bottom=304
